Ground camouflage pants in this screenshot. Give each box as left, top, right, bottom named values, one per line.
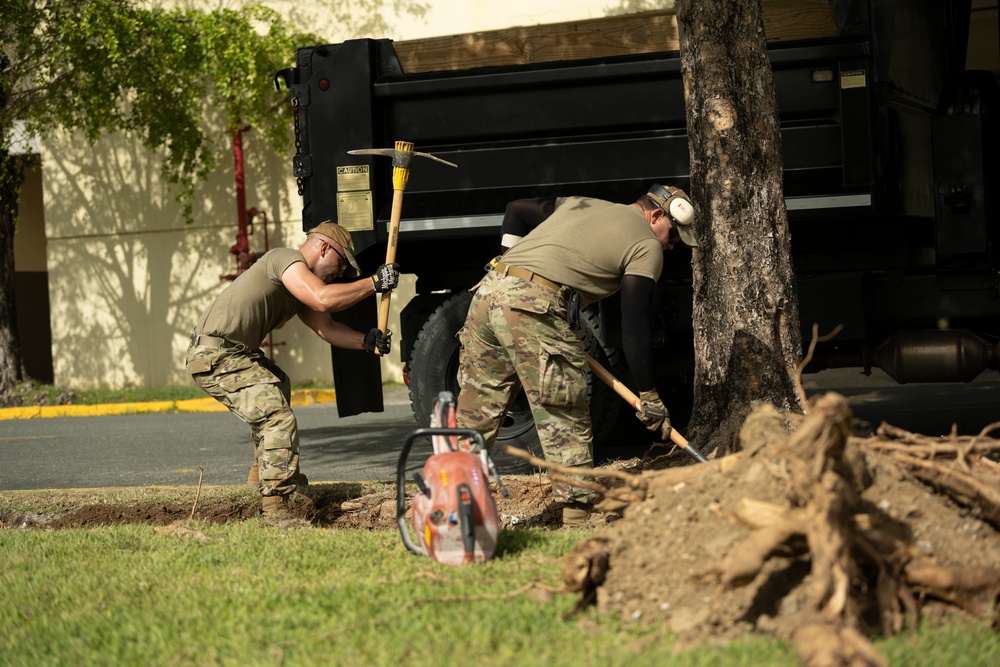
left=456, top=270, right=593, bottom=503
left=185, top=341, right=299, bottom=497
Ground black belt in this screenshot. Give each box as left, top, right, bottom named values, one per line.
left=493, top=260, right=562, bottom=292
left=190, top=333, right=232, bottom=348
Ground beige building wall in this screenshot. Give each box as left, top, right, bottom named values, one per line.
left=38, top=0, right=610, bottom=390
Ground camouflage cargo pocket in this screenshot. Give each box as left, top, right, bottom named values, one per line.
left=186, top=355, right=215, bottom=375
left=505, top=276, right=559, bottom=317
left=215, top=355, right=280, bottom=393
left=508, top=294, right=550, bottom=316
left=537, top=339, right=587, bottom=408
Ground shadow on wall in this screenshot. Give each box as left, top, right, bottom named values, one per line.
left=41, top=119, right=297, bottom=390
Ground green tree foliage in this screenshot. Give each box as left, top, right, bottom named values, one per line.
left=0, top=0, right=314, bottom=389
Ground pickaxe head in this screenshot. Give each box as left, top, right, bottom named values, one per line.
left=347, top=145, right=457, bottom=169
left=348, top=141, right=457, bottom=190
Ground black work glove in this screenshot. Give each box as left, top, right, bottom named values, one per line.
left=636, top=389, right=672, bottom=441
left=363, top=328, right=391, bottom=355
left=371, top=263, right=400, bottom=293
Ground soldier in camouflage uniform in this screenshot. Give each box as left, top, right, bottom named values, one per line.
left=456, top=185, right=698, bottom=526
left=186, top=221, right=398, bottom=515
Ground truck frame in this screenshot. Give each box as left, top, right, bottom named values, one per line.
left=275, top=0, right=999, bottom=462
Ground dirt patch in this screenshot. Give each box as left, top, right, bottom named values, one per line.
left=0, top=474, right=565, bottom=532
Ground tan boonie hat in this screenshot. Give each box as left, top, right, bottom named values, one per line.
left=646, top=184, right=698, bottom=248
left=309, top=221, right=361, bottom=278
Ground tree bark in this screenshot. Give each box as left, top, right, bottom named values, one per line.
left=676, top=0, right=804, bottom=455
left=0, top=148, right=26, bottom=391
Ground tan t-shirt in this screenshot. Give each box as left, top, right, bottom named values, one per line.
left=500, top=196, right=664, bottom=306
left=193, top=247, right=305, bottom=348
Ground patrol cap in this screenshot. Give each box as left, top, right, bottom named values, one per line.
left=309, top=221, right=361, bottom=278
left=646, top=184, right=698, bottom=248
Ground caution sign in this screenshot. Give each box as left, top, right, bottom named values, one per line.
left=841, top=69, right=866, bottom=89
left=337, top=191, right=373, bottom=232
left=336, top=165, right=373, bottom=231
left=337, top=165, right=369, bottom=192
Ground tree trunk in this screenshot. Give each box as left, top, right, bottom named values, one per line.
left=0, top=149, right=26, bottom=391
left=675, top=0, right=804, bottom=455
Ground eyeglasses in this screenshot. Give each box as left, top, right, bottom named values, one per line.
left=667, top=222, right=681, bottom=246
left=329, top=243, right=349, bottom=267
left=660, top=209, right=681, bottom=245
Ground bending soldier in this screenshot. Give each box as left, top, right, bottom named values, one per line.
left=456, top=185, right=697, bottom=526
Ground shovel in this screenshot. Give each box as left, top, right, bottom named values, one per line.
left=586, top=354, right=708, bottom=463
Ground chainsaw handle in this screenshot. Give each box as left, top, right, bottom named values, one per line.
left=396, top=427, right=488, bottom=557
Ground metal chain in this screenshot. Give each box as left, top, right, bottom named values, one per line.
left=292, top=95, right=304, bottom=196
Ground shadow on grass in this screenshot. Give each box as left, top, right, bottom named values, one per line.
left=493, top=528, right=559, bottom=559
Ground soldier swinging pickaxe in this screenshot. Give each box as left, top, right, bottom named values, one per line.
left=348, top=141, right=457, bottom=355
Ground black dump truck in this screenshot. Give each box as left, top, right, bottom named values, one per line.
left=275, top=0, right=999, bottom=461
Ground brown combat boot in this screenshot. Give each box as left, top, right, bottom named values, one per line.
left=261, top=495, right=289, bottom=515
left=561, top=502, right=593, bottom=528
left=249, top=463, right=307, bottom=490
left=247, top=461, right=261, bottom=489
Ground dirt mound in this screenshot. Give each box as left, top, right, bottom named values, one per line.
left=560, top=394, right=1000, bottom=665
left=594, top=444, right=998, bottom=633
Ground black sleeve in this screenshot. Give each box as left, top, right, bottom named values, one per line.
left=501, top=197, right=556, bottom=239
left=620, top=274, right=657, bottom=392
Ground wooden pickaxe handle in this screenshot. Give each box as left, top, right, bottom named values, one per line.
left=347, top=141, right=457, bottom=357
left=585, top=354, right=708, bottom=463
left=376, top=185, right=404, bottom=337
left=375, top=141, right=413, bottom=355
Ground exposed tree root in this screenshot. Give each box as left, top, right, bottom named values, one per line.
left=866, top=421, right=1000, bottom=528
left=560, top=536, right=613, bottom=617
left=540, top=392, right=1000, bottom=666
left=791, top=621, right=890, bottom=667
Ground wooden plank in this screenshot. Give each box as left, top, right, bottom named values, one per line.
left=394, top=2, right=841, bottom=75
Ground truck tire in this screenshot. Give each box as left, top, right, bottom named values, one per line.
left=408, top=291, right=623, bottom=474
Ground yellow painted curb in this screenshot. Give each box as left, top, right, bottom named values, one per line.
left=0, top=389, right=337, bottom=420
left=291, top=389, right=338, bottom=406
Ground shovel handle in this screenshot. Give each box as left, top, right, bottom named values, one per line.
left=585, top=354, right=693, bottom=449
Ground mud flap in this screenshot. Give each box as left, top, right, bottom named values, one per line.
left=330, top=297, right=383, bottom=417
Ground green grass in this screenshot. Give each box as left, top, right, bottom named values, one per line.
left=2, top=380, right=345, bottom=407
left=0, top=521, right=783, bottom=667
left=1, top=488, right=997, bottom=667
left=74, top=385, right=209, bottom=404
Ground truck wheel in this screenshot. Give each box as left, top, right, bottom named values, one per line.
left=408, top=291, right=622, bottom=474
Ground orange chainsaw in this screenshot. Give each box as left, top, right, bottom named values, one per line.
left=396, top=391, right=507, bottom=565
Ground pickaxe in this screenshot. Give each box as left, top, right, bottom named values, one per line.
left=348, top=141, right=457, bottom=354
left=586, top=354, right=709, bottom=463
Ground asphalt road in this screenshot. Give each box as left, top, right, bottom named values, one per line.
left=1, top=371, right=998, bottom=491
left=0, top=386, right=423, bottom=491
